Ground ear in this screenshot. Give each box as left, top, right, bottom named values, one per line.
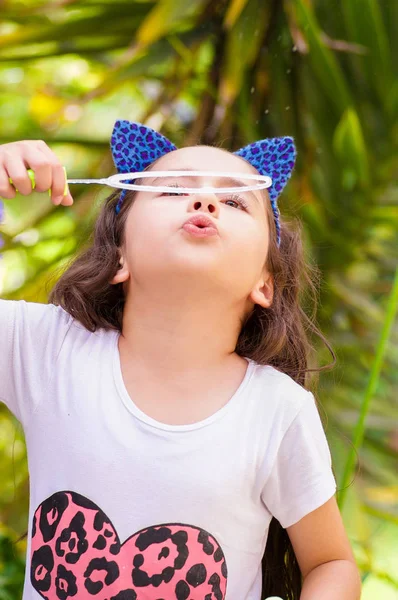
left=109, top=255, right=130, bottom=285
left=110, top=120, right=177, bottom=173
left=249, top=271, right=274, bottom=309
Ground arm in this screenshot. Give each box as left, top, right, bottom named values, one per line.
left=286, top=496, right=361, bottom=600
left=0, top=140, right=73, bottom=421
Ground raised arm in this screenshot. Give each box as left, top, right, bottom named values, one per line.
left=0, top=139, right=74, bottom=425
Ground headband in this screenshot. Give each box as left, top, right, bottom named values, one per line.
left=110, top=120, right=296, bottom=246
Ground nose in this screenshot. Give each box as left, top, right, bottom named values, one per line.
left=187, top=193, right=220, bottom=218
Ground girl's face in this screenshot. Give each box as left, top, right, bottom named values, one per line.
left=112, top=145, right=273, bottom=309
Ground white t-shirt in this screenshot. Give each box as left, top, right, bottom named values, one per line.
left=0, top=300, right=337, bottom=600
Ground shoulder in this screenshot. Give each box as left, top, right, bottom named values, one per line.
left=248, top=361, right=313, bottom=427
left=250, top=360, right=311, bottom=404
left=3, top=300, right=109, bottom=346
left=47, top=303, right=114, bottom=346
left=0, top=298, right=72, bottom=331
left=32, top=301, right=76, bottom=337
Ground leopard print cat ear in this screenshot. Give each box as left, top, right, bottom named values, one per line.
left=234, top=138, right=297, bottom=245
left=111, top=120, right=177, bottom=172
left=111, top=120, right=177, bottom=214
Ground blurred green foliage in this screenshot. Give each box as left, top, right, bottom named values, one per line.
left=0, top=0, right=397, bottom=598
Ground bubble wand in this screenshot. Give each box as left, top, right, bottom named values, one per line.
left=10, top=169, right=272, bottom=195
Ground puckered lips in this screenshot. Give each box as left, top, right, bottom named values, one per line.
left=182, top=214, right=219, bottom=237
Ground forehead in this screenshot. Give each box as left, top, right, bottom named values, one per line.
left=152, top=145, right=256, bottom=175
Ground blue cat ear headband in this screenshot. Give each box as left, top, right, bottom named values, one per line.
left=110, top=119, right=297, bottom=246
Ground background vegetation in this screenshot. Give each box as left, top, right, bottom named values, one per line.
left=0, top=0, right=397, bottom=598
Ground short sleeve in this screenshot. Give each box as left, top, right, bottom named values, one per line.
left=261, top=391, right=337, bottom=529
left=0, top=299, right=72, bottom=427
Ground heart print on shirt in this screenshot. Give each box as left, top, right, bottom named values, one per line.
left=30, top=491, right=228, bottom=599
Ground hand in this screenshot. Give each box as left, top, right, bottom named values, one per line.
left=0, top=140, right=74, bottom=206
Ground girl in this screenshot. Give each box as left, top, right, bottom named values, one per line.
left=0, top=120, right=361, bottom=600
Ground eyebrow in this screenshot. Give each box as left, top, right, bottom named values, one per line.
left=144, top=168, right=262, bottom=206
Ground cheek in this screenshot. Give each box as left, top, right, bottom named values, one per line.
left=222, top=224, right=269, bottom=290
left=231, top=220, right=269, bottom=261
left=123, top=201, right=174, bottom=271
left=126, top=200, right=168, bottom=243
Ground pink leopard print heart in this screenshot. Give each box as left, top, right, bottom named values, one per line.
left=31, top=491, right=227, bottom=600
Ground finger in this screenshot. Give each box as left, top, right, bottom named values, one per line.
left=58, top=172, right=74, bottom=206
left=0, top=163, right=16, bottom=199
left=33, top=141, right=71, bottom=205
left=4, top=156, right=32, bottom=195
left=34, top=139, right=59, bottom=163
left=49, top=163, right=68, bottom=204
left=60, top=193, right=74, bottom=206
left=24, top=148, right=53, bottom=193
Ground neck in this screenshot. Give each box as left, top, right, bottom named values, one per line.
left=119, top=287, right=248, bottom=378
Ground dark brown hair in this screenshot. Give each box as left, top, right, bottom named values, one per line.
left=47, top=165, right=335, bottom=600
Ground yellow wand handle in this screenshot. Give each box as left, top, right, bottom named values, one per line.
left=9, top=168, right=68, bottom=196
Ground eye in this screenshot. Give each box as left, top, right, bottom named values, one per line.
left=224, top=195, right=249, bottom=211
left=161, top=191, right=188, bottom=197
left=160, top=183, right=188, bottom=197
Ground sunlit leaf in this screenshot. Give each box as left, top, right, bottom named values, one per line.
left=223, top=0, right=250, bottom=29
left=220, top=0, right=271, bottom=105
left=29, top=92, right=66, bottom=123
left=333, top=108, right=370, bottom=189
left=136, top=0, right=207, bottom=48
left=291, top=0, right=352, bottom=113
left=342, top=0, right=393, bottom=110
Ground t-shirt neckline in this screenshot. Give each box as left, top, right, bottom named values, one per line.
left=112, top=330, right=255, bottom=432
